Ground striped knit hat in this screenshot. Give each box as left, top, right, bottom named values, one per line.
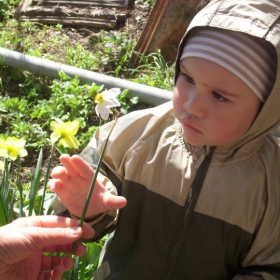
left=180, top=28, right=277, bottom=102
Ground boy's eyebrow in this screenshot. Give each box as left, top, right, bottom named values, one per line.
left=213, top=86, right=238, bottom=97
left=179, top=62, right=239, bottom=97
left=179, top=62, right=187, bottom=73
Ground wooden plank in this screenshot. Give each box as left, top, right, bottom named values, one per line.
left=18, top=16, right=117, bottom=28
left=15, top=0, right=129, bottom=27
left=32, top=0, right=130, bottom=8
left=17, top=6, right=127, bottom=22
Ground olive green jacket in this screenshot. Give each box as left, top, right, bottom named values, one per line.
left=55, top=0, right=280, bottom=279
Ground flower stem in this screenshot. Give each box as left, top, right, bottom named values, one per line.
left=39, top=144, right=55, bottom=215
left=16, top=156, right=24, bottom=217
left=73, top=111, right=118, bottom=250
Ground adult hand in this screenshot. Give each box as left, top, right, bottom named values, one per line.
left=0, top=216, right=94, bottom=280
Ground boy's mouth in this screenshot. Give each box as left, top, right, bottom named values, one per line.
left=182, top=121, right=202, bottom=134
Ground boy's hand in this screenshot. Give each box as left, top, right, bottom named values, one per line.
left=48, top=154, right=127, bottom=219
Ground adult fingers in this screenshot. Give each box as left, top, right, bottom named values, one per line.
left=43, top=241, right=87, bottom=257
left=50, top=255, right=76, bottom=280
left=41, top=255, right=74, bottom=274
left=14, top=216, right=91, bottom=231
left=13, top=216, right=94, bottom=242
left=11, top=216, right=77, bottom=228
left=39, top=258, right=73, bottom=280
left=37, top=226, right=94, bottom=248
left=49, top=266, right=64, bottom=280
left=50, top=264, right=69, bottom=280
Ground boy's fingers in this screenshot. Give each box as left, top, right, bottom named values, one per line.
left=47, top=178, right=62, bottom=192
left=104, top=194, right=127, bottom=210
left=50, top=166, right=69, bottom=180
left=70, top=155, right=94, bottom=179
left=59, top=155, right=81, bottom=178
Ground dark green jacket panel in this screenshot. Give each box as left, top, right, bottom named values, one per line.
left=171, top=212, right=253, bottom=280
left=102, top=180, right=182, bottom=280
left=99, top=180, right=253, bottom=280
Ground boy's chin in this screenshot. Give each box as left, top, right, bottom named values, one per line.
left=182, top=135, right=207, bottom=147
left=181, top=130, right=206, bottom=146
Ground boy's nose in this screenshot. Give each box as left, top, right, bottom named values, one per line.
left=183, top=91, right=206, bottom=119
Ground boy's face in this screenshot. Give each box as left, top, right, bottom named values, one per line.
left=173, top=57, right=263, bottom=146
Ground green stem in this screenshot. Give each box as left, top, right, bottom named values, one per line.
left=39, top=144, right=55, bottom=215
left=16, top=156, right=24, bottom=217
left=1, top=158, right=9, bottom=225
left=72, top=112, right=118, bottom=250
left=3, top=158, right=9, bottom=195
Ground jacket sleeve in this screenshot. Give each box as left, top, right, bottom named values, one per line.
left=232, top=176, right=280, bottom=280
left=231, top=239, right=280, bottom=278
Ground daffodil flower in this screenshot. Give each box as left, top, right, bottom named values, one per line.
left=0, top=137, right=28, bottom=161
left=0, top=160, right=4, bottom=170
left=50, top=118, right=80, bottom=149
left=94, top=88, right=121, bottom=120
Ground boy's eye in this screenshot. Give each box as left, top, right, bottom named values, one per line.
left=212, top=91, right=229, bottom=102
left=182, top=73, right=195, bottom=85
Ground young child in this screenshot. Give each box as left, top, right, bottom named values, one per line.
left=48, top=0, right=280, bottom=279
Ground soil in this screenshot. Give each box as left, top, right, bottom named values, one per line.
left=16, top=2, right=152, bottom=64
left=52, top=3, right=150, bottom=48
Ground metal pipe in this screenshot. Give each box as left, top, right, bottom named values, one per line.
left=0, top=47, right=172, bottom=105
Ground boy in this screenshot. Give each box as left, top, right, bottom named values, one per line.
left=49, top=0, right=280, bottom=279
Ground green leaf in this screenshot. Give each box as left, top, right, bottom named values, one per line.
left=28, top=148, right=43, bottom=216
left=86, top=242, right=102, bottom=264
left=0, top=195, right=7, bottom=226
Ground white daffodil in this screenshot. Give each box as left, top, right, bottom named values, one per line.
left=94, top=88, right=121, bottom=120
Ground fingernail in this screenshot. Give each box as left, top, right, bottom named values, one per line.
left=69, top=226, right=81, bottom=235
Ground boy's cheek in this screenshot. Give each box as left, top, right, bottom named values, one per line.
left=172, top=98, right=182, bottom=121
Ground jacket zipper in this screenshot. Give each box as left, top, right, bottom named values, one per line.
left=194, top=145, right=211, bottom=169
left=161, top=146, right=216, bottom=280
left=188, top=146, right=211, bottom=202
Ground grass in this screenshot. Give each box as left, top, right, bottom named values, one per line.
left=0, top=0, right=175, bottom=278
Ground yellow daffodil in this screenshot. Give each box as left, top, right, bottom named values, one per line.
left=50, top=118, right=80, bottom=149
left=94, top=88, right=121, bottom=120
left=0, top=137, right=28, bottom=161
left=0, top=160, right=4, bottom=170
